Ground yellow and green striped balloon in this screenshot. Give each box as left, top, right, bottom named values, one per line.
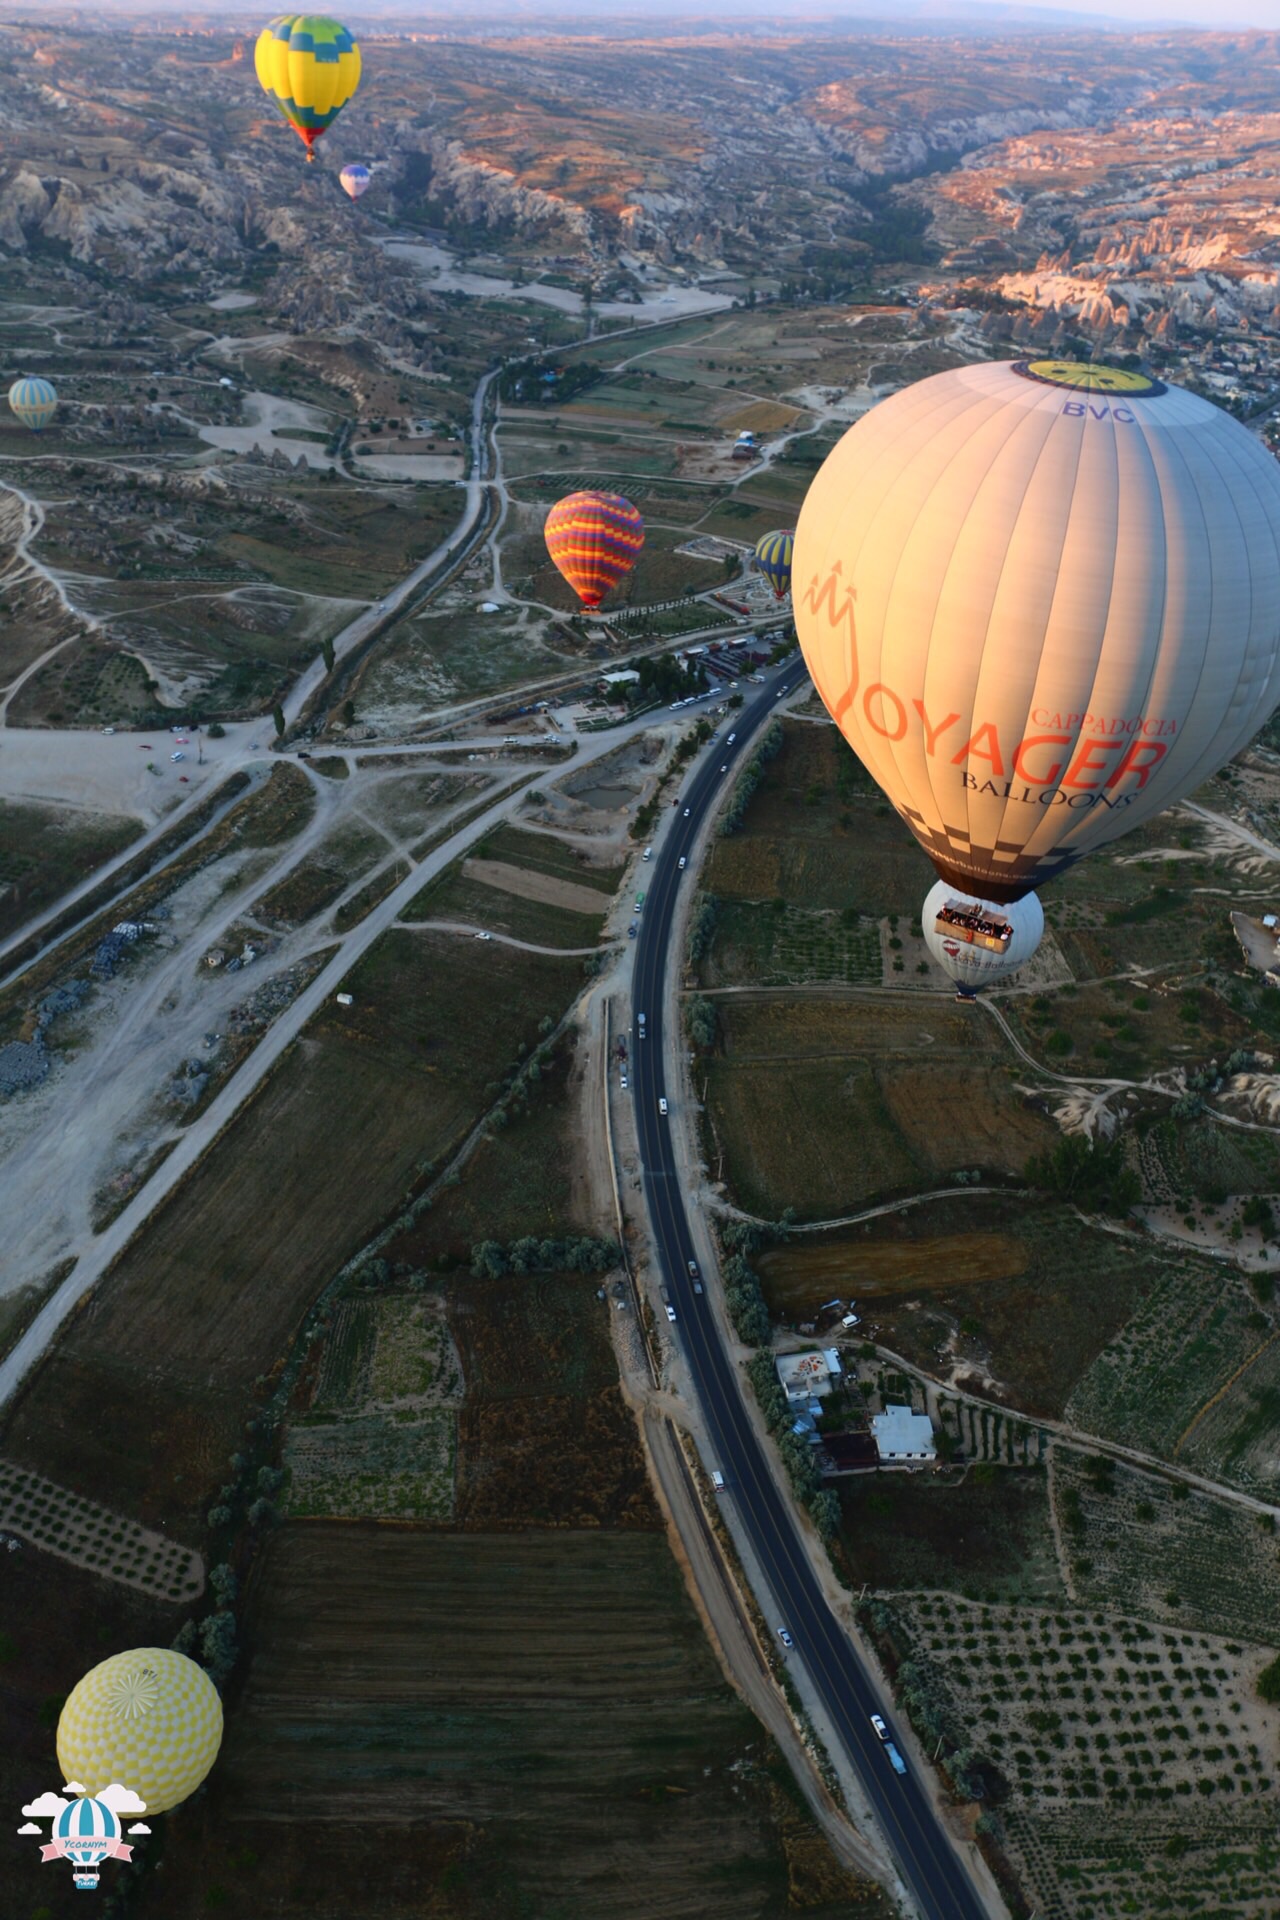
left=8, top=376, right=57, bottom=432
left=57, top=1649, right=224, bottom=1815
left=254, top=14, right=361, bottom=160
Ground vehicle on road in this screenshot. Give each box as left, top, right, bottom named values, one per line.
left=637, top=1012, right=647, bottom=1037
left=683, top=806, right=691, bottom=817
left=678, top=856, right=687, bottom=870
left=720, top=763, right=728, bottom=772
left=728, top=732, right=737, bottom=743
left=687, top=1259, right=699, bottom=1278
left=777, top=1627, right=793, bottom=1649
left=620, top=1073, right=628, bottom=1089
left=643, top=847, right=652, bottom=861
left=711, top=1470, right=726, bottom=1492
left=665, top=1303, right=677, bottom=1323
left=871, top=1714, right=888, bottom=1741
left=885, top=1742, right=907, bottom=1777
left=170, top=751, right=185, bottom=762
left=658, top=1096, right=668, bottom=1116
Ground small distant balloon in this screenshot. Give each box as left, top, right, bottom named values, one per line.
left=544, top=491, right=644, bottom=608
left=753, top=529, right=794, bottom=599
left=9, top=376, right=57, bottom=431
left=339, top=162, right=370, bottom=200
left=57, top=1649, right=224, bottom=1816
left=254, top=14, right=361, bottom=161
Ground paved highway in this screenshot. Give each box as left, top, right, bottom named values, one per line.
left=629, top=668, right=987, bottom=1920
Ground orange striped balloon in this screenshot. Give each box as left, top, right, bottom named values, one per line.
left=544, top=491, right=644, bottom=608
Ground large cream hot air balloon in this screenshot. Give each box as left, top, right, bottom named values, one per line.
left=57, top=1648, right=223, bottom=1814
left=794, top=359, right=1280, bottom=994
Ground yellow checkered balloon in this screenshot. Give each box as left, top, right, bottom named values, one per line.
left=57, top=1649, right=223, bottom=1814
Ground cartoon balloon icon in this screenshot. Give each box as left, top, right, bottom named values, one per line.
left=57, top=1649, right=224, bottom=1815
left=794, top=359, right=1280, bottom=995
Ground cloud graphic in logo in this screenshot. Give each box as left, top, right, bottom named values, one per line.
left=22, top=1792, right=69, bottom=1818
left=17, top=1821, right=42, bottom=1835
left=98, top=1784, right=148, bottom=1816
left=63, top=1781, right=87, bottom=1795
left=126, top=1823, right=152, bottom=1836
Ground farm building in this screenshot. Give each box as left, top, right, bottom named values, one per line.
left=871, top=1405, right=936, bottom=1463
left=776, top=1349, right=839, bottom=1406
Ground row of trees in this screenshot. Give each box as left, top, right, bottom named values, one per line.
left=721, top=721, right=784, bottom=835
left=470, top=1235, right=619, bottom=1278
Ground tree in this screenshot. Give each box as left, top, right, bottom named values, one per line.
left=272, top=704, right=285, bottom=738
left=1024, top=1133, right=1139, bottom=1216
left=207, top=720, right=226, bottom=738
left=322, top=636, right=335, bottom=674
left=342, top=699, right=356, bottom=728
left=1258, top=1653, right=1280, bottom=1704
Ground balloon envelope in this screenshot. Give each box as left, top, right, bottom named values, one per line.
left=339, top=162, right=370, bottom=199
left=57, top=1649, right=224, bottom=1815
left=794, top=359, right=1280, bottom=906
left=255, top=14, right=361, bottom=156
left=545, top=490, right=644, bottom=608
left=54, top=1796, right=121, bottom=1868
left=754, top=529, right=794, bottom=599
left=9, top=376, right=57, bottom=431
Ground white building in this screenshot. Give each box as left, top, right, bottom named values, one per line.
left=872, top=1405, right=936, bottom=1463
left=776, top=1350, right=838, bottom=1405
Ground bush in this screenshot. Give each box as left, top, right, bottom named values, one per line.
left=1258, top=1654, right=1280, bottom=1704
left=470, top=1234, right=619, bottom=1278
left=1024, top=1134, right=1139, bottom=1216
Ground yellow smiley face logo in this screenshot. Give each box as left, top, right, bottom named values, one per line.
left=1016, top=359, right=1164, bottom=397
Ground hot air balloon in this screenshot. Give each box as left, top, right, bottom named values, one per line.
left=8, top=376, right=57, bottom=432
left=339, top=161, right=370, bottom=200
left=254, top=14, right=361, bottom=161
left=544, top=490, right=644, bottom=608
left=754, top=529, right=794, bottom=600
left=794, top=358, right=1280, bottom=996
left=51, top=1795, right=124, bottom=1891
left=57, top=1649, right=224, bottom=1815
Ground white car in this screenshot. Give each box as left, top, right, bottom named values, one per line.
left=871, top=1714, right=888, bottom=1742
left=620, top=1073, right=628, bottom=1089
left=658, top=1096, right=668, bottom=1116
left=678, top=856, right=687, bottom=870
left=720, top=763, right=728, bottom=772
left=665, top=1303, right=677, bottom=1323
left=170, top=751, right=185, bottom=762
left=727, top=732, right=737, bottom=744
left=683, top=807, right=691, bottom=817
left=777, top=1627, right=793, bottom=1650
left=474, top=931, right=493, bottom=941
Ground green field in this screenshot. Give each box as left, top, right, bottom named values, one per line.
left=0, top=800, right=141, bottom=941
left=838, top=1467, right=1065, bottom=1603
left=157, top=1527, right=888, bottom=1920
left=704, top=995, right=1056, bottom=1219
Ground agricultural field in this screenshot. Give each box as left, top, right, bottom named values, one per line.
left=1051, top=1450, right=1280, bottom=1644
left=155, top=1527, right=887, bottom=1920
left=703, top=718, right=934, bottom=921
left=703, top=994, right=1055, bottom=1219
left=0, top=801, right=141, bottom=941
left=478, top=822, right=626, bottom=895
left=837, top=1466, right=1064, bottom=1603
left=0, top=931, right=585, bottom=1531
left=405, top=848, right=610, bottom=948
left=698, top=900, right=882, bottom=987
left=1065, top=1262, right=1271, bottom=1469
left=449, top=1269, right=656, bottom=1530
left=285, top=1294, right=465, bottom=1521
left=387, top=1032, right=597, bottom=1269
left=874, top=1591, right=1280, bottom=1920
left=1134, top=1112, right=1280, bottom=1208
left=757, top=1200, right=1195, bottom=1417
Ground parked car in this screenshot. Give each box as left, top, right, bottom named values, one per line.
left=665, top=1303, right=677, bottom=1323
left=777, top=1627, right=793, bottom=1650
left=170, top=751, right=185, bottom=762
left=628, top=923, right=638, bottom=939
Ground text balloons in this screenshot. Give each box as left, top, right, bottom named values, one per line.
left=255, top=14, right=361, bottom=160
left=545, top=491, right=644, bottom=608
left=794, top=359, right=1280, bottom=989
left=9, top=376, right=57, bottom=431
